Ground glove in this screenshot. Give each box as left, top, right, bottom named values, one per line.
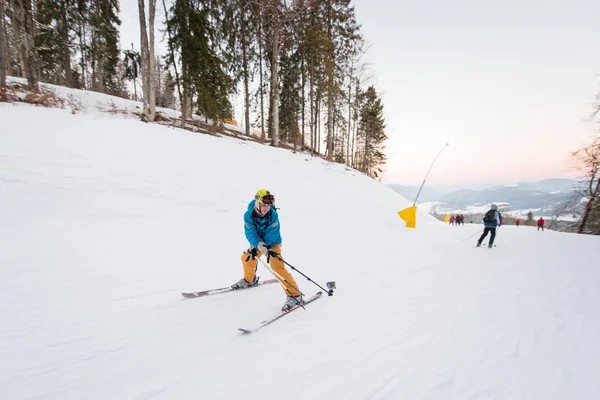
left=257, top=242, right=268, bottom=254
left=247, top=246, right=257, bottom=259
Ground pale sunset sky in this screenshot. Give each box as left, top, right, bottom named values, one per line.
left=120, top=0, right=600, bottom=186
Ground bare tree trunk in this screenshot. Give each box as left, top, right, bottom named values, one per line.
left=258, top=38, right=265, bottom=139
left=573, top=138, right=600, bottom=234
left=240, top=0, right=250, bottom=136
left=0, top=0, right=6, bottom=88
left=346, top=68, right=352, bottom=165
left=148, top=0, right=156, bottom=118
left=270, top=0, right=279, bottom=147
left=20, top=0, right=39, bottom=91
left=316, top=92, right=321, bottom=154
left=299, top=57, right=305, bottom=151
left=155, top=55, right=161, bottom=106
left=180, top=64, right=188, bottom=128
left=309, top=56, right=314, bottom=154
left=11, top=0, right=26, bottom=78
left=60, top=0, right=73, bottom=87
left=351, top=83, right=358, bottom=168
left=578, top=179, right=600, bottom=233
left=138, top=0, right=150, bottom=118
left=579, top=197, right=594, bottom=233
left=258, top=9, right=265, bottom=140
left=92, top=0, right=104, bottom=92
left=325, top=0, right=333, bottom=161
left=138, top=0, right=156, bottom=121
left=77, top=13, right=87, bottom=89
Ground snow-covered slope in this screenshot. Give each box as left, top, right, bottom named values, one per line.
left=1, top=101, right=599, bottom=400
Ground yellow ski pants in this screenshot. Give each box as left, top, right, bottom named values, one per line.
left=241, top=244, right=300, bottom=297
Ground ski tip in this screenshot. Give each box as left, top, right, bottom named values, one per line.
left=238, top=328, right=252, bottom=334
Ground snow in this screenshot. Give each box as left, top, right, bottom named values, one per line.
left=5, top=76, right=244, bottom=133
left=1, top=95, right=600, bottom=399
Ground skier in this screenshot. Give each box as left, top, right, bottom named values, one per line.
left=516, top=218, right=520, bottom=227
left=231, top=189, right=304, bottom=311
left=537, top=217, right=545, bottom=231
left=477, top=204, right=503, bottom=248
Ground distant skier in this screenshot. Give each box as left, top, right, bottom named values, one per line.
left=516, top=218, right=520, bottom=227
left=537, top=217, right=544, bottom=231
left=231, top=189, right=304, bottom=311
left=477, top=204, right=503, bottom=248
left=449, top=216, right=455, bottom=225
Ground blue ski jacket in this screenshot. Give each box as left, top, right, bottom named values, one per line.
left=244, top=201, right=282, bottom=248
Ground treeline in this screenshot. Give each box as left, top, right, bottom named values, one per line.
left=0, top=0, right=387, bottom=178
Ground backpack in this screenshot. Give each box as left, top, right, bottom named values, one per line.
left=483, top=209, right=496, bottom=223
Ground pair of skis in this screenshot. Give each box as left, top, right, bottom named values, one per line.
left=181, top=279, right=322, bottom=334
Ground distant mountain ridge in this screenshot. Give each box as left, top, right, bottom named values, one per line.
left=388, top=179, right=580, bottom=214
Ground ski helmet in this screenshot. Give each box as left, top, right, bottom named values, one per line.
left=255, top=189, right=275, bottom=205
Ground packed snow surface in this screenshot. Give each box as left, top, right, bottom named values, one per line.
left=1, top=99, right=599, bottom=399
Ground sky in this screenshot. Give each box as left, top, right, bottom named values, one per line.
left=2, top=84, right=600, bottom=399
left=119, top=1, right=600, bottom=186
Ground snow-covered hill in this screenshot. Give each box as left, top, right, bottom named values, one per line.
left=389, top=179, right=580, bottom=219
left=1, top=95, right=599, bottom=399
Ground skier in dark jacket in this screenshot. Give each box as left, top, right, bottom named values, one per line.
left=477, top=204, right=503, bottom=248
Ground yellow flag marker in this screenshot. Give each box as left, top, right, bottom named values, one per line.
left=394, top=143, right=449, bottom=229
left=398, top=206, right=417, bottom=228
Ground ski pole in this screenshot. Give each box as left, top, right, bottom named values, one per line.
left=270, top=253, right=335, bottom=296
left=462, top=229, right=483, bottom=243
left=256, top=256, right=306, bottom=309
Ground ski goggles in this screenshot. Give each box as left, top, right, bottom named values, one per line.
left=255, top=193, right=275, bottom=205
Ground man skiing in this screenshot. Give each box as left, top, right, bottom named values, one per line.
left=477, top=204, right=503, bottom=248
left=231, top=189, right=304, bottom=311
left=537, top=217, right=545, bottom=231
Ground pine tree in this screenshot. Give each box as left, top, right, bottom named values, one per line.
left=166, top=0, right=234, bottom=124
left=37, top=0, right=73, bottom=86
left=357, top=86, right=387, bottom=178
left=278, top=25, right=301, bottom=144
left=305, top=1, right=327, bottom=154
left=123, top=47, right=140, bottom=100
left=157, top=69, right=176, bottom=108
left=235, top=0, right=261, bottom=136
left=89, top=0, right=121, bottom=94
left=72, top=0, right=91, bottom=89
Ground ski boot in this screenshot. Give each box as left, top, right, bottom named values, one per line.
left=231, top=276, right=259, bottom=290
left=281, top=294, right=304, bottom=311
